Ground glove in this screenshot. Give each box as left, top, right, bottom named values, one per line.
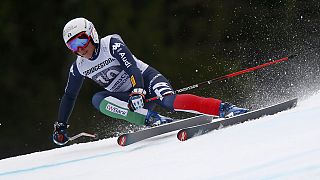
left=128, top=88, right=146, bottom=111
left=53, top=122, right=69, bottom=146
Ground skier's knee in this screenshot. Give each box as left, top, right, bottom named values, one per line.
left=92, top=92, right=105, bottom=110
left=161, top=94, right=176, bottom=111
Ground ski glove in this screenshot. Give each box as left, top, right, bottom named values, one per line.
left=128, top=88, right=146, bottom=111
left=53, top=122, right=69, bottom=146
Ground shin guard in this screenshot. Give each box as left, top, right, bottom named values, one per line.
left=99, top=96, right=148, bottom=125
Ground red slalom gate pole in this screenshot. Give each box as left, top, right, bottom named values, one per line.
left=145, top=54, right=297, bottom=102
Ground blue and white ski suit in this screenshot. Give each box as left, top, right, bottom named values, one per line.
left=58, top=34, right=176, bottom=123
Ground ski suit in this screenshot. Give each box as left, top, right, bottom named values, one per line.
left=58, top=34, right=221, bottom=125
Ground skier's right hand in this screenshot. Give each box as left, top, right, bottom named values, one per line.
left=53, top=122, right=69, bottom=146
left=128, top=88, right=146, bottom=111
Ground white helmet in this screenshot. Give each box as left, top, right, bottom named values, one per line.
left=62, top=17, right=99, bottom=45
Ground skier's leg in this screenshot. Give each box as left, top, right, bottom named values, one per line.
left=142, top=67, right=247, bottom=117
left=161, top=94, right=248, bottom=117
left=92, top=91, right=172, bottom=126
left=92, top=91, right=148, bottom=125
left=163, top=94, right=221, bottom=116
left=143, top=68, right=223, bottom=116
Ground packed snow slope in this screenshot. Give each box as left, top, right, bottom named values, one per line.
left=1, top=93, right=320, bottom=180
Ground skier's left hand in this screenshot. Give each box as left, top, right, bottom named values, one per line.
left=52, top=122, right=69, bottom=146
left=128, top=88, right=146, bottom=111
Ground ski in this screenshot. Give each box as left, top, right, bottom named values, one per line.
left=177, top=98, right=298, bottom=141
left=117, top=115, right=214, bottom=146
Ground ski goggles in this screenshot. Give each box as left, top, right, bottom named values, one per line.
left=66, top=32, right=91, bottom=52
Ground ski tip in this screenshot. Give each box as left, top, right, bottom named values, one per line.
left=177, top=130, right=188, bottom=141
left=292, top=98, right=298, bottom=107
left=117, top=135, right=127, bottom=146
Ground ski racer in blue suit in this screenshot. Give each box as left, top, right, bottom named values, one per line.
left=53, top=17, right=248, bottom=146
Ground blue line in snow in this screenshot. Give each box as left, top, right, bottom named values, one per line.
left=0, top=138, right=170, bottom=177
left=0, top=150, right=123, bottom=176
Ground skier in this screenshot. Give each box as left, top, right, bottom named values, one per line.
left=53, top=17, right=248, bottom=145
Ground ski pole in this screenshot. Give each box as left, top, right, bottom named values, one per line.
left=146, top=54, right=297, bottom=102
left=68, top=132, right=98, bottom=142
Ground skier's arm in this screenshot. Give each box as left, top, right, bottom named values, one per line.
left=109, top=37, right=147, bottom=111
left=109, top=37, right=144, bottom=89
left=57, top=62, right=84, bottom=124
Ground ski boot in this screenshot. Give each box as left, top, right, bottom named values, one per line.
left=145, top=111, right=173, bottom=127
left=220, top=102, right=249, bottom=118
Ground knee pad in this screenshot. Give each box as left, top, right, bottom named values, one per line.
left=92, top=92, right=105, bottom=110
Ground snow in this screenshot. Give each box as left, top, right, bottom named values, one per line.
left=1, top=93, right=320, bottom=180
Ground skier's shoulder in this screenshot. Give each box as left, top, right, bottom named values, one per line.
left=101, top=34, right=124, bottom=45
left=99, top=34, right=127, bottom=56
left=72, top=57, right=85, bottom=76
left=101, top=34, right=123, bottom=42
